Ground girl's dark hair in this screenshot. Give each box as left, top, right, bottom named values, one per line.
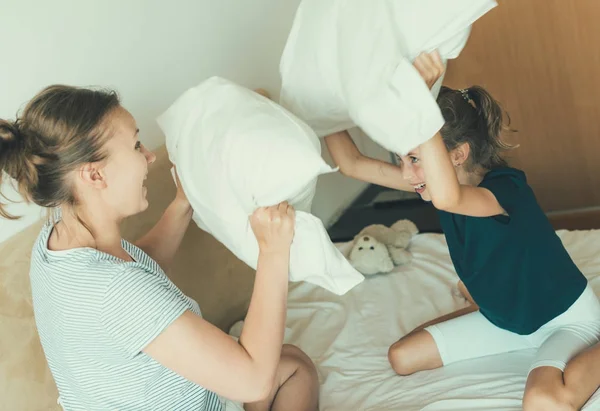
left=437, top=85, right=516, bottom=171
left=0, top=85, right=120, bottom=219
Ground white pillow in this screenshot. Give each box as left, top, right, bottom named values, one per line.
left=158, top=77, right=364, bottom=295
left=279, top=0, right=497, bottom=155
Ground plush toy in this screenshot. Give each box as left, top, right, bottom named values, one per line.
left=348, top=219, right=418, bottom=275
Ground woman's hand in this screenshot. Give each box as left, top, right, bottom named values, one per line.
left=413, top=50, right=445, bottom=89
left=250, top=202, right=296, bottom=254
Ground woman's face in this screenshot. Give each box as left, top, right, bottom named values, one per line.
left=98, top=107, right=156, bottom=219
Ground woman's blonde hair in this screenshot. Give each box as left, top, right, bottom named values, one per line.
left=0, top=85, right=120, bottom=219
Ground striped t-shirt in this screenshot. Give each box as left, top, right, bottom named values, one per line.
left=29, top=220, right=224, bottom=411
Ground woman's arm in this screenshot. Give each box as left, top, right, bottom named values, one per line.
left=324, top=130, right=415, bottom=191
left=143, top=203, right=295, bottom=403
left=135, top=167, right=192, bottom=271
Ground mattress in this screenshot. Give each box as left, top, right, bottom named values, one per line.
left=283, top=230, right=600, bottom=410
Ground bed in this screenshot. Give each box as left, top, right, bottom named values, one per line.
left=9, top=147, right=597, bottom=410
left=281, top=230, right=600, bottom=410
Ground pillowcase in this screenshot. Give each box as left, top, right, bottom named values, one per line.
left=279, top=0, right=497, bottom=155
left=158, top=76, right=364, bottom=295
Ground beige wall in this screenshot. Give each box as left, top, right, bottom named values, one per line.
left=443, top=0, right=600, bottom=212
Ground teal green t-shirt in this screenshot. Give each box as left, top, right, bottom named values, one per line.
left=438, top=167, right=587, bottom=335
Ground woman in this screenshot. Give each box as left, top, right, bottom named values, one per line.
left=0, top=85, right=319, bottom=411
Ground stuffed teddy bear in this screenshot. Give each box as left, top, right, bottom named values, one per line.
left=348, top=219, right=418, bottom=275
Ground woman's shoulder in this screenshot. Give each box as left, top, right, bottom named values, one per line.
left=30, top=226, right=145, bottom=286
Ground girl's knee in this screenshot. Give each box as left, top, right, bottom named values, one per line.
left=388, top=331, right=443, bottom=376
left=523, top=386, right=576, bottom=411
left=388, top=340, right=418, bottom=376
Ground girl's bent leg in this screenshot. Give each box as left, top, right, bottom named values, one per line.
left=389, top=311, right=532, bottom=375
left=523, top=329, right=600, bottom=411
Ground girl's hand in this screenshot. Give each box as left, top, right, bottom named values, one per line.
left=413, top=50, right=445, bottom=89
left=250, top=202, right=296, bottom=254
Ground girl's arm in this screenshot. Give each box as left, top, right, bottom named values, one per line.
left=413, top=52, right=506, bottom=217
left=142, top=203, right=294, bottom=403
left=135, top=167, right=193, bottom=271
left=458, top=280, right=476, bottom=305
left=419, top=133, right=505, bottom=217
left=324, top=50, right=446, bottom=193
left=324, top=130, right=415, bottom=191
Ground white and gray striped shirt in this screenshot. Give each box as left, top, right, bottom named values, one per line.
left=29, top=221, right=223, bottom=411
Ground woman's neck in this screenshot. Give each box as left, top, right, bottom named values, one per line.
left=49, top=205, right=128, bottom=260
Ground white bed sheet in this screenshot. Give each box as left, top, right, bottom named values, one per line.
left=284, top=230, right=600, bottom=410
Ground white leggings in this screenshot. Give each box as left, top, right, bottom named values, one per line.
left=425, top=285, right=600, bottom=373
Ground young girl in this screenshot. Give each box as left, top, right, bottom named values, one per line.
left=0, top=85, right=319, bottom=411
left=325, top=52, right=600, bottom=410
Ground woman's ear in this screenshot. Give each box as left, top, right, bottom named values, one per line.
left=451, top=142, right=470, bottom=167
left=78, top=162, right=107, bottom=189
